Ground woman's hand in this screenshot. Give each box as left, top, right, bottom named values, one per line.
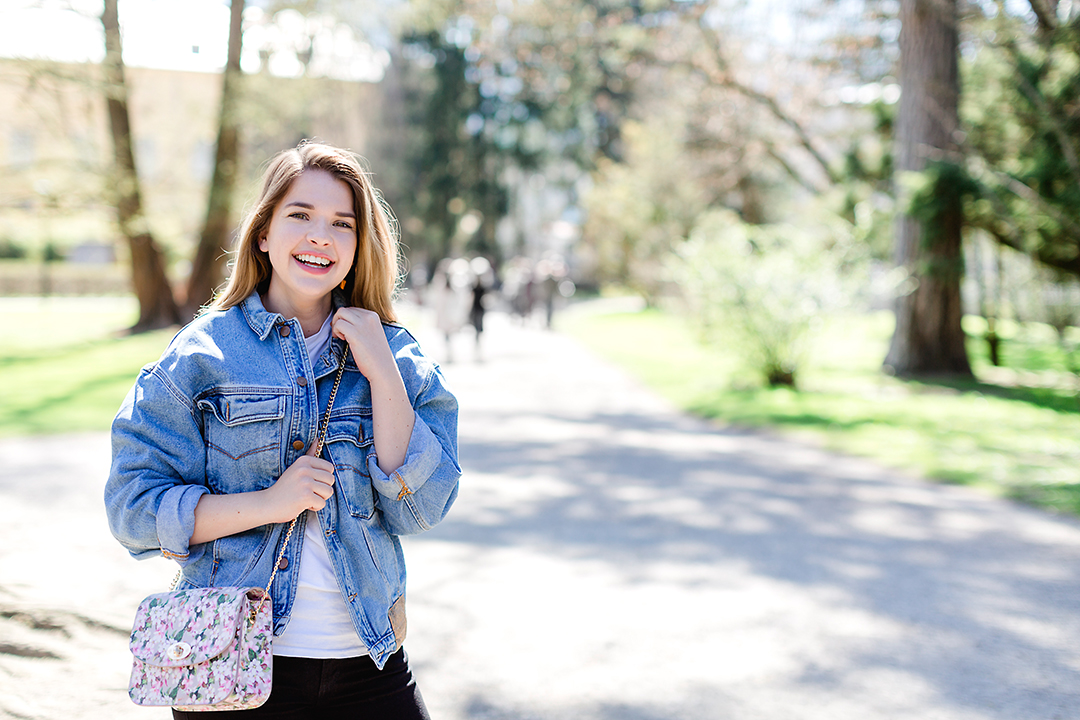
left=190, top=447, right=335, bottom=544
left=261, top=448, right=336, bottom=523
left=332, top=307, right=415, bottom=475
left=332, top=307, right=397, bottom=385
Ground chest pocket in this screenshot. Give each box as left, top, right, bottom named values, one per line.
left=324, top=409, right=376, bottom=519
left=197, top=390, right=287, bottom=493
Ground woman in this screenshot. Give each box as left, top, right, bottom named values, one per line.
left=106, top=141, right=460, bottom=719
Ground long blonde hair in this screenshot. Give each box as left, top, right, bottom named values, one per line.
left=210, top=141, right=401, bottom=322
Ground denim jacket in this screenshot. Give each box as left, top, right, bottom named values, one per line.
left=105, top=292, right=460, bottom=670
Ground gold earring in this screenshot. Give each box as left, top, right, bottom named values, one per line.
left=340, top=279, right=347, bottom=290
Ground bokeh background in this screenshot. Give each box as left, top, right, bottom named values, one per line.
left=1, top=0, right=1077, bottom=511
left=3, top=4, right=1080, bottom=719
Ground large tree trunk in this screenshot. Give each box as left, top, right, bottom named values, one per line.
left=884, top=0, right=972, bottom=378
left=102, top=0, right=180, bottom=332
left=184, top=0, right=245, bottom=315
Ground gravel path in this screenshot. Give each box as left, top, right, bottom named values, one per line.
left=2, top=309, right=1079, bottom=719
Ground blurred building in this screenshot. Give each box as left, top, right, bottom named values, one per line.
left=0, top=57, right=379, bottom=270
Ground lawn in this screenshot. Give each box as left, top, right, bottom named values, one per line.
left=1, top=297, right=175, bottom=436
left=558, top=304, right=1080, bottom=516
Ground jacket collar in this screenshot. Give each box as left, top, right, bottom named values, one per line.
left=239, top=289, right=350, bottom=345
left=239, top=292, right=281, bottom=341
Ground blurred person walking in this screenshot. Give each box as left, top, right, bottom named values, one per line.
left=503, top=256, right=536, bottom=325
left=468, top=257, right=495, bottom=362
left=105, top=141, right=461, bottom=720
left=536, top=256, right=572, bottom=330
left=430, top=257, right=471, bottom=363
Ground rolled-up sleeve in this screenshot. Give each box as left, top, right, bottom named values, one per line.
left=105, top=365, right=210, bottom=564
left=369, top=361, right=460, bottom=535
left=368, top=413, right=443, bottom=501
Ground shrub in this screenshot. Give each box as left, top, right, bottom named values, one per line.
left=0, top=239, right=27, bottom=259
left=671, top=209, right=865, bottom=387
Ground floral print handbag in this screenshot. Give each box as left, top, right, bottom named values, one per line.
left=126, top=349, right=348, bottom=711
left=127, top=586, right=274, bottom=711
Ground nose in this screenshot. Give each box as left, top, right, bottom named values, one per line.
left=306, top=217, right=332, bottom=244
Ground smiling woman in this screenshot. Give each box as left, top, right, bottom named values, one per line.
left=209, top=142, right=400, bottom=325
left=105, top=140, right=460, bottom=718
left=257, top=169, right=358, bottom=335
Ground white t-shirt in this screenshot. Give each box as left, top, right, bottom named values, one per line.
left=273, top=315, right=368, bottom=658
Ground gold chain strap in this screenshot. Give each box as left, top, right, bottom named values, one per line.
left=165, top=345, right=350, bottom=611
left=257, top=346, right=349, bottom=609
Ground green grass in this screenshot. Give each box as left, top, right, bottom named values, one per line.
left=559, top=306, right=1080, bottom=516
left=1, top=297, right=174, bottom=435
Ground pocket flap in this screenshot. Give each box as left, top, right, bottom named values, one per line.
left=129, top=587, right=254, bottom=667
left=325, top=409, right=372, bottom=448
left=197, top=392, right=286, bottom=427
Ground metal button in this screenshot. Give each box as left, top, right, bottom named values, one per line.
left=278, top=557, right=289, bottom=570
left=278, top=325, right=291, bottom=337
left=292, top=440, right=304, bottom=451
left=297, top=376, right=308, bottom=387
left=167, top=641, right=192, bottom=660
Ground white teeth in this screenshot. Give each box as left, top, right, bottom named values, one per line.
left=295, top=254, right=331, bottom=267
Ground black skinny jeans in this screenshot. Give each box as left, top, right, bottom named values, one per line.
left=171, top=649, right=430, bottom=720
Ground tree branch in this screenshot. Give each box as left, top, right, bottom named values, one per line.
left=1026, top=0, right=1059, bottom=35
left=638, top=47, right=836, bottom=193
left=762, top=143, right=827, bottom=194
left=966, top=155, right=1080, bottom=276
left=985, top=226, right=1080, bottom=275
left=696, top=23, right=841, bottom=186
left=989, top=34, right=1080, bottom=192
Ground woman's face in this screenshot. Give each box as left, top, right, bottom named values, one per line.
left=259, top=168, right=358, bottom=318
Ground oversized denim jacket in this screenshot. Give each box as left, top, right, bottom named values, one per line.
left=105, top=292, right=460, bottom=670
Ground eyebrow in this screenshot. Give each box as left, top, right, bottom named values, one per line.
left=284, top=201, right=355, bottom=219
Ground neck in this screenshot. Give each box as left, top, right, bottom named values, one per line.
left=261, top=292, right=331, bottom=337
left=294, top=308, right=330, bottom=338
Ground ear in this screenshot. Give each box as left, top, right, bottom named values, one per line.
left=258, top=236, right=268, bottom=253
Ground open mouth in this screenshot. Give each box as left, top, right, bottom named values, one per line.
left=294, top=253, right=333, bottom=269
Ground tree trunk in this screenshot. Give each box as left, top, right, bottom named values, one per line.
left=1028, top=0, right=1060, bottom=37
left=884, top=0, right=972, bottom=378
left=102, top=0, right=180, bottom=332
left=184, top=0, right=245, bottom=316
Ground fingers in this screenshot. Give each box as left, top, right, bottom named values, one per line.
left=332, top=308, right=396, bottom=382
left=331, top=307, right=380, bottom=341
left=267, top=454, right=338, bottom=518
left=299, top=460, right=336, bottom=492
left=304, top=469, right=336, bottom=512
left=295, top=449, right=334, bottom=469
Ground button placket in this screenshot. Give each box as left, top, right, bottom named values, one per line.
left=294, top=368, right=310, bottom=455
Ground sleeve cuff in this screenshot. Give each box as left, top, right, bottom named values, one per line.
left=368, top=412, right=442, bottom=501
left=154, top=484, right=210, bottom=564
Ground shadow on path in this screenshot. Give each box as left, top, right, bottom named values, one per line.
left=409, top=312, right=1080, bottom=720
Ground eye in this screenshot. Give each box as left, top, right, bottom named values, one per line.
left=334, top=220, right=354, bottom=230
left=288, top=211, right=309, bottom=221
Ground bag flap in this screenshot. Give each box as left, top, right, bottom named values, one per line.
left=129, top=587, right=251, bottom=667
